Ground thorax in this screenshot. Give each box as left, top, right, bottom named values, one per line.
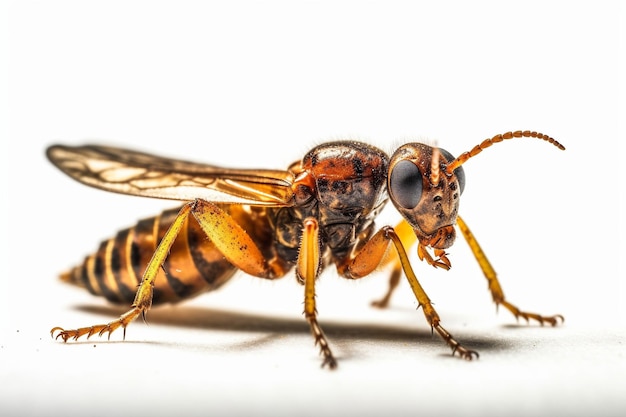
left=269, top=141, right=389, bottom=263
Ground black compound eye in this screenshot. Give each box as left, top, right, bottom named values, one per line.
left=389, top=160, right=423, bottom=209
left=439, top=148, right=465, bottom=195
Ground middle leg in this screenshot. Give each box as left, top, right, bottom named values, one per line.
left=338, top=225, right=478, bottom=360
left=297, top=218, right=337, bottom=369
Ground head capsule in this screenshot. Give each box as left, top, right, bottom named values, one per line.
left=388, top=143, right=465, bottom=249
left=387, top=130, right=565, bottom=251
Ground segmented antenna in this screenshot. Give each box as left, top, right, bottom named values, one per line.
left=446, top=130, right=565, bottom=174
left=430, top=147, right=440, bottom=186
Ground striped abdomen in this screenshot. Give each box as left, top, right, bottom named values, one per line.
left=61, top=206, right=239, bottom=305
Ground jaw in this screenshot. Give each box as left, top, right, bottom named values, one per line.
left=413, top=224, right=457, bottom=249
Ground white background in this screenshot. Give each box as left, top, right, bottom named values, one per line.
left=2, top=1, right=625, bottom=417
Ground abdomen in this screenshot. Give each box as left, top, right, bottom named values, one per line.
left=61, top=206, right=238, bottom=305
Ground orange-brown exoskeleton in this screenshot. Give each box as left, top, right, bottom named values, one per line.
left=48, top=130, right=565, bottom=369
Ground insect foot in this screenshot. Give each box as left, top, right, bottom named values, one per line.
left=51, top=325, right=114, bottom=342
left=321, top=355, right=338, bottom=370
left=499, top=300, right=565, bottom=327
left=433, top=323, right=479, bottom=360
left=306, top=315, right=338, bottom=369
left=50, top=308, right=140, bottom=342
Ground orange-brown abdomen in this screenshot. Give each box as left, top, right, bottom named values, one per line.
left=62, top=206, right=238, bottom=305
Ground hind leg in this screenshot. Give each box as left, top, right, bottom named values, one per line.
left=52, top=200, right=287, bottom=342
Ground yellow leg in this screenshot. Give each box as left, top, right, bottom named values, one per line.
left=339, top=225, right=478, bottom=360
left=52, top=199, right=286, bottom=342
left=370, top=265, right=402, bottom=309
left=371, top=219, right=413, bottom=308
left=298, top=218, right=337, bottom=369
left=371, top=219, right=452, bottom=308
left=456, top=215, right=564, bottom=326
left=52, top=203, right=193, bottom=341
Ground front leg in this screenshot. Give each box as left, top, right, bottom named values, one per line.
left=456, top=215, right=564, bottom=326
left=338, top=225, right=478, bottom=360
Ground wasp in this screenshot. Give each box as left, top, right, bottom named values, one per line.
left=48, top=130, right=565, bottom=368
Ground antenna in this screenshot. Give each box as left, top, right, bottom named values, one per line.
left=446, top=130, right=565, bottom=174
left=430, top=147, right=440, bottom=186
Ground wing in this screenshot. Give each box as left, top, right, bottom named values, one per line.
left=46, top=144, right=295, bottom=206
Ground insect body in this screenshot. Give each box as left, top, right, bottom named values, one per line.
left=48, top=130, right=565, bottom=368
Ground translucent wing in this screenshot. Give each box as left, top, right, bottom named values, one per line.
left=46, top=144, right=295, bottom=206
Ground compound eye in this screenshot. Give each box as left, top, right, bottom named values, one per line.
left=389, top=160, right=423, bottom=209
left=439, top=148, right=465, bottom=195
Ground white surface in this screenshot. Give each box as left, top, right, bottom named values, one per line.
left=2, top=1, right=625, bottom=417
